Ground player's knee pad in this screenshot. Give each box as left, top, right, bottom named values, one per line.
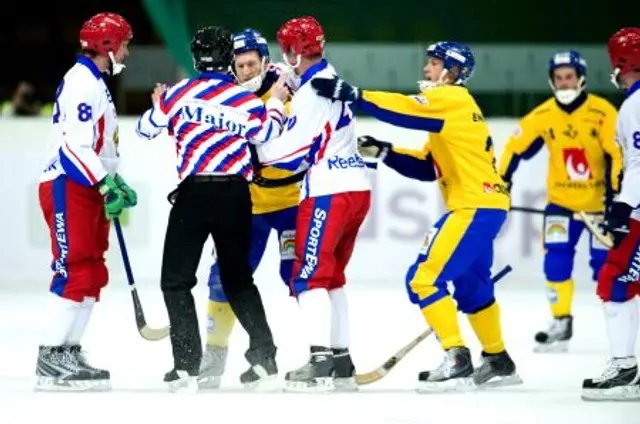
left=209, top=280, right=227, bottom=302
left=453, top=283, right=495, bottom=314
left=544, top=247, right=575, bottom=282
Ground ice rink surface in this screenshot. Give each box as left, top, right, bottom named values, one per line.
left=0, top=279, right=638, bottom=424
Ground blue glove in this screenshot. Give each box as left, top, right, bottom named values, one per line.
left=602, top=201, right=633, bottom=249
left=311, top=76, right=361, bottom=103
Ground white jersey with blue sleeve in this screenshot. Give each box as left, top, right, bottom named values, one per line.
left=616, top=81, right=640, bottom=221
left=40, top=56, right=120, bottom=186
left=135, top=73, right=285, bottom=182
left=256, top=60, right=371, bottom=200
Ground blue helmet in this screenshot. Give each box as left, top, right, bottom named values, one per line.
left=426, top=41, right=475, bottom=84
left=232, top=28, right=269, bottom=59
left=548, top=50, right=587, bottom=78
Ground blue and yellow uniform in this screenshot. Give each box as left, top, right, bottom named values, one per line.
left=498, top=52, right=622, bottom=323
left=354, top=48, right=510, bottom=358
left=205, top=37, right=300, bottom=351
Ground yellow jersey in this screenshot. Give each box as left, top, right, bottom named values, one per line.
left=251, top=70, right=300, bottom=214
left=498, top=93, right=622, bottom=213
left=360, top=85, right=509, bottom=212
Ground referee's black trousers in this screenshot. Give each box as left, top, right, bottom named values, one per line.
left=160, top=175, right=276, bottom=375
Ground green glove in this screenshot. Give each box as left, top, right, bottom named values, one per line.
left=98, top=175, right=126, bottom=220
left=114, top=173, right=138, bottom=208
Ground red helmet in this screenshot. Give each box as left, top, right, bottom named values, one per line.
left=277, top=16, right=325, bottom=57
left=608, top=27, right=640, bottom=81
left=79, top=13, right=133, bottom=57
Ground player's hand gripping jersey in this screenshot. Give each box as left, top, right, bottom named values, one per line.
left=249, top=63, right=300, bottom=213
left=256, top=60, right=371, bottom=199
left=499, top=94, right=622, bottom=213
left=136, top=74, right=285, bottom=182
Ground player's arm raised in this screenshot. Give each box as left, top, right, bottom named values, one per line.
left=135, top=82, right=171, bottom=140
left=497, top=113, right=544, bottom=190
left=243, top=72, right=288, bottom=144
left=358, top=135, right=437, bottom=181
left=58, top=83, right=107, bottom=187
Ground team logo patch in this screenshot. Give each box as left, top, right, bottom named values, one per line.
left=279, top=229, right=296, bottom=260
left=544, top=215, right=570, bottom=244
left=419, top=227, right=439, bottom=255
left=563, top=148, right=591, bottom=181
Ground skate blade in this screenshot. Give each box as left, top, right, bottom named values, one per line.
left=197, top=375, right=222, bottom=390
left=243, top=375, right=280, bottom=392
left=334, top=377, right=359, bottom=392
left=416, top=377, right=476, bottom=394
left=35, top=376, right=111, bottom=392
left=581, top=386, right=640, bottom=402
left=284, top=377, right=335, bottom=393
left=167, top=377, right=198, bottom=393
left=477, top=373, right=523, bottom=389
left=533, top=341, right=568, bottom=353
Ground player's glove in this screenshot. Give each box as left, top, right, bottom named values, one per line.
left=358, top=136, right=391, bottom=159
left=311, top=76, right=361, bottom=103
left=98, top=175, right=127, bottom=220
left=114, top=173, right=138, bottom=208
left=602, top=201, right=633, bottom=249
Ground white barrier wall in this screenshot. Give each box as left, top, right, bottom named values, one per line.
left=0, top=117, right=596, bottom=290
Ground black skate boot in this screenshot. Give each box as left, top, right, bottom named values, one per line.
left=35, top=345, right=99, bottom=391
left=534, top=315, right=572, bottom=353
left=164, top=369, right=198, bottom=393
left=240, top=345, right=278, bottom=391
left=68, top=344, right=110, bottom=390
left=332, top=348, right=358, bottom=392
left=473, top=350, right=523, bottom=388
left=197, top=345, right=228, bottom=390
left=417, top=346, right=475, bottom=393
left=582, top=358, right=640, bottom=401
left=285, top=346, right=335, bottom=392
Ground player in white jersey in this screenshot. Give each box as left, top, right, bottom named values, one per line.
left=35, top=12, right=136, bottom=392
left=582, top=27, right=640, bottom=401
left=136, top=26, right=286, bottom=392
left=255, top=16, right=371, bottom=392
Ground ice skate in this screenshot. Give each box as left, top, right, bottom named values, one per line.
left=417, top=346, right=476, bottom=393
left=240, top=347, right=278, bottom=391
left=197, top=345, right=228, bottom=390
left=534, top=315, right=572, bottom=353
left=68, top=344, right=111, bottom=391
left=35, top=345, right=106, bottom=392
left=473, top=350, right=522, bottom=388
left=332, top=348, right=358, bottom=392
left=285, top=346, right=335, bottom=392
left=164, top=369, right=198, bottom=393
left=582, top=358, right=640, bottom=401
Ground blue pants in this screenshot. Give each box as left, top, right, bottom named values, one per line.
left=543, top=204, right=607, bottom=282
left=208, top=206, right=298, bottom=302
left=405, top=208, right=507, bottom=314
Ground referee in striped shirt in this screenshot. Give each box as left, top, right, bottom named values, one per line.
left=136, top=25, right=290, bottom=391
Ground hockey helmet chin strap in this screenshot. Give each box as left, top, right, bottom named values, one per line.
left=550, top=76, right=585, bottom=105
left=418, top=69, right=463, bottom=92
left=233, top=57, right=267, bottom=93
left=282, top=53, right=302, bottom=91
left=109, top=51, right=126, bottom=75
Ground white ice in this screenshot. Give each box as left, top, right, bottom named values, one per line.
left=0, top=280, right=638, bottom=424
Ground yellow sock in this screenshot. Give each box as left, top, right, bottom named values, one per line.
left=206, top=300, right=236, bottom=347
left=467, top=302, right=505, bottom=354
left=546, top=279, right=574, bottom=317
left=421, top=296, right=465, bottom=350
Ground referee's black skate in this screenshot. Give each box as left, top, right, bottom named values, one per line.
left=240, top=345, right=278, bottom=391
left=333, top=348, right=358, bottom=392
left=582, top=358, right=640, bottom=401
left=35, top=345, right=107, bottom=392
left=472, top=350, right=523, bottom=388
left=164, top=369, right=198, bottom=393
left=285, top=346, right=335, bottom=392
left=417, top=346, right=475, bottom=393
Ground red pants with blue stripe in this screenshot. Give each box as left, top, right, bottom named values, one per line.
left=39, top=175, right=110, bottom=302
left=289, top=191, right=370, bottom=296
left=597, top=219, right=640, bottom=302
